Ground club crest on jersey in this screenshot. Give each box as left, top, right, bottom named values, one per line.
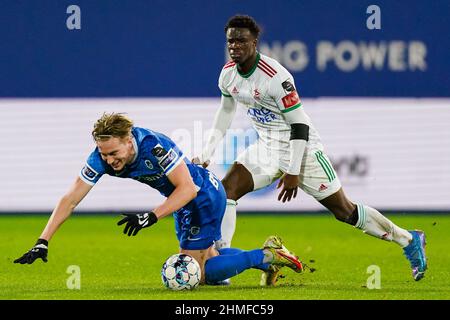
left=282, top=91, right=300, bottom=109
left=144, top=160, right=153, bottom=170
left=190, top=226, right=200, bottom=236
left=253, top=88, right=261, bottom=100
left=82, top=164, right=98, bottom=181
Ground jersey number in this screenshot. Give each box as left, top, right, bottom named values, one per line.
left=208, top=172, right=219, bottom=190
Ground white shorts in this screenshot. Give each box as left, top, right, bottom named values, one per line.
left=236, top=141, right=341, bottom=201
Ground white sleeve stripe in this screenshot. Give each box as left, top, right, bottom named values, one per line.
left=79, top=172, right=96, bottom=186
left=164, top=156, right=184, bottom=175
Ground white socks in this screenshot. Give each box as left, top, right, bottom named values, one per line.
left=215, top=199, right=237, bottom=250
left=215, top=200, right=412, bottom=250
left=355, top=204, right=412, bottom=248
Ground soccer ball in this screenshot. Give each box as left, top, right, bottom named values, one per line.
left=161, top=253, right=201, bottom=290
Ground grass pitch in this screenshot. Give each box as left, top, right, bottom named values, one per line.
left=1, top=214, right=449, bottom=300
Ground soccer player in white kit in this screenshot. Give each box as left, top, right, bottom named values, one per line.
left=193, top=15, right=427, bottom=284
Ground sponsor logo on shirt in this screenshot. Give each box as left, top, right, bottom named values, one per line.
left=253, top=88, right=261, bottom=100
left=82, top=165, right=98, bottom=181
left=282, top=91, right=300, bottom=109
left=134, top=173, right=164, bottom=183
left=247, top=106, right=277, bottom=124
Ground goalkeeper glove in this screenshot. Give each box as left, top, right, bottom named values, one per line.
left=14, top=238, right=48, bottom=264
left=117, top=212, right=158, bottom=236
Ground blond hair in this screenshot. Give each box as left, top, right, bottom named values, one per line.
left=92, top=112, right=134, bottom=141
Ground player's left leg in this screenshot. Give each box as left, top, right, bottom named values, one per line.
left=300, top=150, right=427, bottom=280
left=185, top=240, right=303, bottom=285
left=196, top=245, right=268, bottom=285
left=319, top=188, right=427, bottom=281
left=319, top=188, right=413, bottom=247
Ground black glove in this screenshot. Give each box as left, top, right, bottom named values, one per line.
left=117, top=212, right=158, bottom=236
left=14, top=239, right=48, bottom=264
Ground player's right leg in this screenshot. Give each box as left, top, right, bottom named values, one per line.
left=217, top=142, right=282, bottom=250
left=198, top=239, right=303, bottom=286
left=215, top=162, right=254, bottom=250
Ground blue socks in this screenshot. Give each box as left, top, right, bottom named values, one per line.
left=218, top=248, right=245, bottom=255
left=204, top=248, right=269, bottom=284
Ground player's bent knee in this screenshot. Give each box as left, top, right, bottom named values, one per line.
left=329, top=204, right=357, bottom=225
left=221, top=164, right=254, bottom=200
left=181, top=250, right=206, bottom=283
left=333, top=211, right=351, bottom=223
left=221, top=181, right=245, bottom=200
left=224, top=190, right=241, bottom=201
left=320, top=189, right=356, bottom=224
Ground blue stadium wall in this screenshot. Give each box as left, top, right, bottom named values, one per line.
left=0, top=0, right=448, bottom=98
left=1, top=1, right=449, bottom=213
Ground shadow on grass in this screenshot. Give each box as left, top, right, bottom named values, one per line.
left=101, top=282, right=307, bottom=295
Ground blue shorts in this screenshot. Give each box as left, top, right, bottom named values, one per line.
left=173, top=171, right=226, bottom=250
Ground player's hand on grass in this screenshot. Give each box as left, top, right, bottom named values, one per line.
left=277, top=174, right=299, bottom=203
left=14, top=239, right=48, bottom=264
left=191, top=157, right=210, bottom=169
left=117, top=212, right=158, bottom=236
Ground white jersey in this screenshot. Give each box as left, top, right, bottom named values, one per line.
left=218, top=53, right=323, bottom=157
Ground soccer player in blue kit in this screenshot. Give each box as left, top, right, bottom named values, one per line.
left=14, top=113, right=303, bottom=285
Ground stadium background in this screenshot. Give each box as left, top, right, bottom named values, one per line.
left=1, top=0, right=449, bottom=214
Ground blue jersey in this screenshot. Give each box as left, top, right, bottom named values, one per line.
left=80, top=127, right=208, bottom=198
left=80, top=127, right=226, bottom=250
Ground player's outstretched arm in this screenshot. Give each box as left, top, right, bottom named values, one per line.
left=14, top=177, right=93, bottom=264
left=193, top=95, right=237, bottom=167
left=117, top=162, right=197, bottom=236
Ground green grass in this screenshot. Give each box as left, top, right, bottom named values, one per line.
left=1, top=214, right=449, bottom=300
